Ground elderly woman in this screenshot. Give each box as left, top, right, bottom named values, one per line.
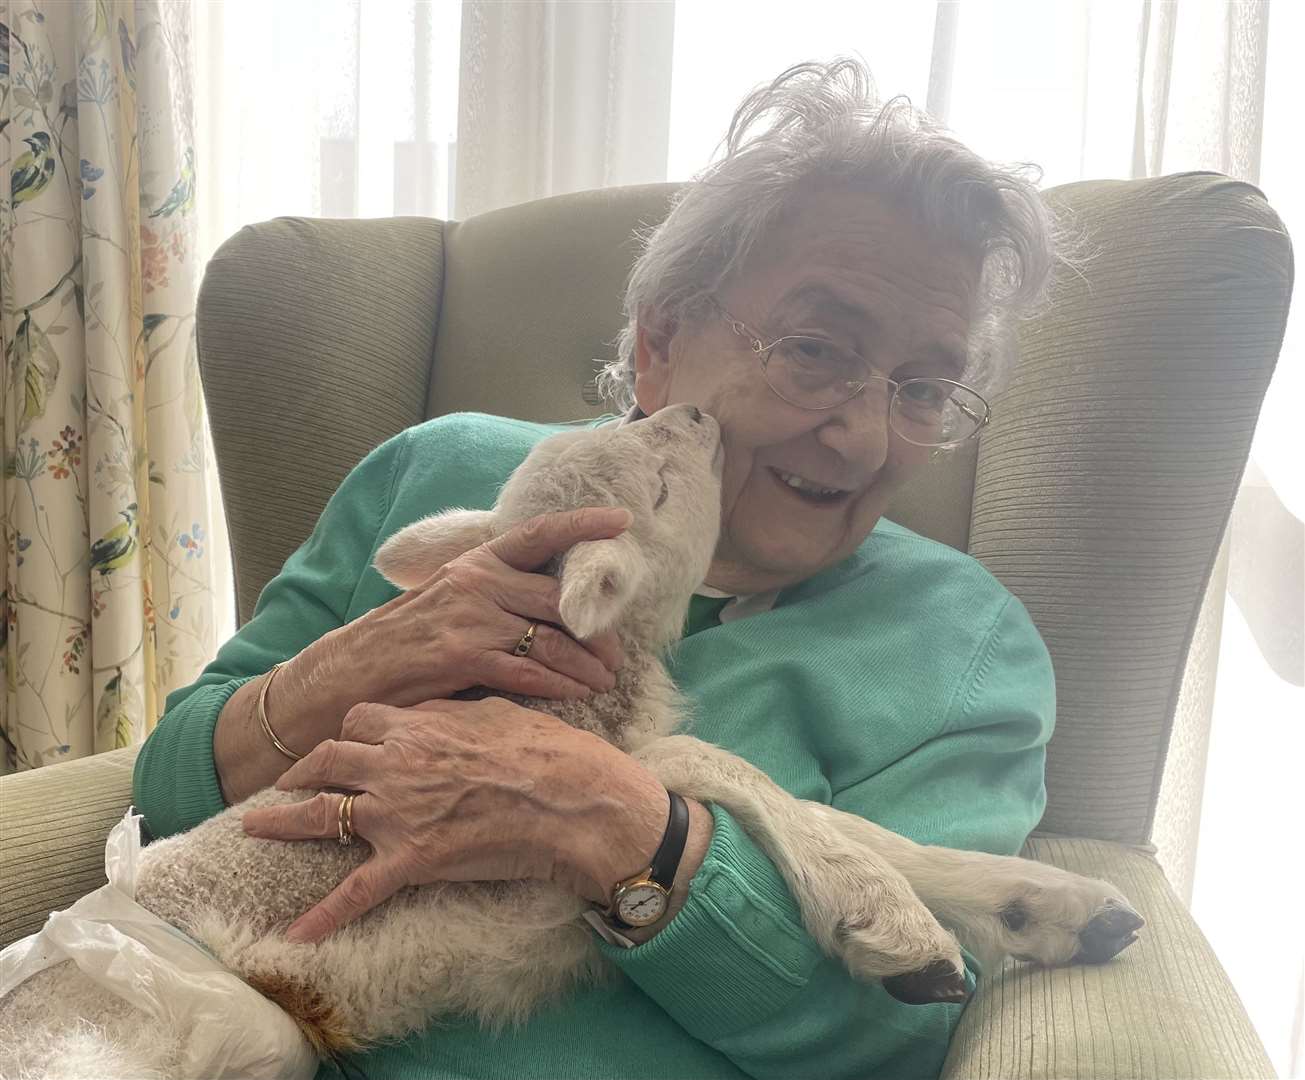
left=134, top=60, right=1057, bottom=1080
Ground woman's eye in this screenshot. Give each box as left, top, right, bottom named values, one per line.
left=793, top=338, right=837, bottom=366
left=899, top=381, right=947, bottom=407
left=787, top=338, right=862, bottom=379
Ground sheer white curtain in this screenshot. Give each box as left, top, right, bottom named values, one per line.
left=192, top=2, right=1300, bottom=1072
left=192, top=0, right=462, bottom=266
left=192, top=0, right=672, bottom=249
left=454, top=0, right=674, bottom=219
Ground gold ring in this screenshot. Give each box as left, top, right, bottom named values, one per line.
left=337, top=793, right=357, bottom=846
left=513, top=622, right=539, bottom=658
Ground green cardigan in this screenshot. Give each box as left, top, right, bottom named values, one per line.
left=133, top=412, right=1055, bottom=1080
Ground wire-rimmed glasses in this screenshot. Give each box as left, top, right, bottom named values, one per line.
left=712, top=299, right=991, bottom=448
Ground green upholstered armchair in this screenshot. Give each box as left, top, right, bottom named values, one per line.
left=1, top=174, right=1291, bottom=1079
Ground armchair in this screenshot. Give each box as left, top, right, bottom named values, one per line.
left=1, top=173, right=1290, bottom=1079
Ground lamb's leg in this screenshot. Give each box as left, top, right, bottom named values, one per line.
left=634, top=735, right=969, bottom=1004
left=807, top=804, right=1144, bottom=971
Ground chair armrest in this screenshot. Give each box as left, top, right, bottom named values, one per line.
left=941, top=836, right=1275, bottom=1080
left=0, top=746, right=139, bottom=949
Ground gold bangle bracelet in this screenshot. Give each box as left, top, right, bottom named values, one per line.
left=257, top=662, right=302, bottom=761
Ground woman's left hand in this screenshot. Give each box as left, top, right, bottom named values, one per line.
left=240, top=697, right=670, bottom=945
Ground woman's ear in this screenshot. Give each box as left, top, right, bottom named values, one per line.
left=374, top=509, right=499, bottom=590
left=633, top=306, right=674, bottom=416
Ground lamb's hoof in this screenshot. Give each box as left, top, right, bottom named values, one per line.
left=1074, top=900, right=1145, bottom=964
left=882, top=960, right=970, bottom=1005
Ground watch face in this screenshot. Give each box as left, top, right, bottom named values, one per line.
left=616, top=882, right=669, bottom=927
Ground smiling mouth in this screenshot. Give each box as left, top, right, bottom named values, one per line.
left=769, top=467, right=853, bottom=505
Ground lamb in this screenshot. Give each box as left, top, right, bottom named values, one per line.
left=0, top=404, right=1142, bottom=1079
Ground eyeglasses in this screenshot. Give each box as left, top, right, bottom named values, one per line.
left=710, top=299, right=991, bottom=449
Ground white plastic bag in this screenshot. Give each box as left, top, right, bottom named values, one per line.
left=0, top=808, right=318, bottom=1080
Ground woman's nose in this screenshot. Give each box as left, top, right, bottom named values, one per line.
left=818, top=388, right=892, bottom=467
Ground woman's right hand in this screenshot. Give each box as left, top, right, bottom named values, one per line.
left=286, top=507, right=631, bottom=715
left=215, top=506, right=633, bottom=807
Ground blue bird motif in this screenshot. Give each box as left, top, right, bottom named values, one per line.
left=148, top=147, right=194, bottom=218
left=11, top=132, right=55, bottom=205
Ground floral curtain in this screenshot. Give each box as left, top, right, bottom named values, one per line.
left=1, top=0, right=219, bottom=773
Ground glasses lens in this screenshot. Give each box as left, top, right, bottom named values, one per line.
left=890, top=379, right=988, bottom=447
left=764, top=337, right=872, bottom=409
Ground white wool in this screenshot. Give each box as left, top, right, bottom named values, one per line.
left=0, top=961, right=185, bottom=1079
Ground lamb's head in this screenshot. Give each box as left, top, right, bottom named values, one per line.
left=495, top=404, right=723, bottom=649
left=373, top=405, right=723, bottom=650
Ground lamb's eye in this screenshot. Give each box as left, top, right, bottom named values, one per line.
left=653, top=464, right=670, bottom=510
left=1000, top=903, right=1029, bottom=932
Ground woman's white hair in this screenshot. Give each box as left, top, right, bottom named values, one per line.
left=598, top=58, right=1063, bottom=410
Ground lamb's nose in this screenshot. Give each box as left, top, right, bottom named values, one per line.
left=689, top=406, right=702, bottom=424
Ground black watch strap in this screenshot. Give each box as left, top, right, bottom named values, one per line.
left=649, top=791, right=690, bottom=890
left=604, top=791, right=691, bottom=931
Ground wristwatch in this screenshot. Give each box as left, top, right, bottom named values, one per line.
left=602, top=791, right=690, bottom=929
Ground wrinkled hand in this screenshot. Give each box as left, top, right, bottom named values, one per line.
left=276, top=507, right=632, bottom=738
left=241, top=696, right=669, bottom=945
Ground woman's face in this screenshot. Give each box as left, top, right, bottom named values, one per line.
left=634, top=186, right=982, bottom=594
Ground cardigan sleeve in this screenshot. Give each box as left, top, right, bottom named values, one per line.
left=131, top=430, right=410, bottom=840
left=598, top=594, right=1054, bottom=1080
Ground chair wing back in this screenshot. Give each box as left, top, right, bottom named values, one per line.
left=970, top=174, right=1292, bottom=844
left=198, top=174, right=1292, bottom=846
left=198, top=217, right=444, bottom=622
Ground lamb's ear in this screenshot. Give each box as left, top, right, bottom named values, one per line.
left=558, top=535, right=648, bottom=639
left=374, top=509, right=499, bottom=590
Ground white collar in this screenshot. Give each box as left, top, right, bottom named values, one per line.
left=694, top=583, right=780, bottom=624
